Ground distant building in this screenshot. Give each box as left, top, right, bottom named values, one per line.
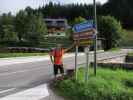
left=44, top=18, right=70, bottom=37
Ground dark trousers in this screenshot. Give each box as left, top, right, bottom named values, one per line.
left=54, top=64, right=64, bottom=76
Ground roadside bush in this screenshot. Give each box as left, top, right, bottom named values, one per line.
left=98, top=16, right=124, bottom=50
left=119, top=30, right=133, bottom=47
left=55, top=68, right=133, bottom=100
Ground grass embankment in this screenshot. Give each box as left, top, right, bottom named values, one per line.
left=128, top=52, right=133, bottom=56
left=55, top=68, right=133, bottom=100
left=121, top=30, right=133, bottom=47
left=0, top=53, right=47, bottom=58
left=108, top=48, right=120, bottom=51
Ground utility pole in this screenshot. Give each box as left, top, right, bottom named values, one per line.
left=93, top=0, right=98, bottom=76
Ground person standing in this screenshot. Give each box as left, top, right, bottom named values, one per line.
left=49, top=44, right=75, bottom=79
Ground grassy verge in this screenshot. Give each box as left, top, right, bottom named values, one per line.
left=121, top=30, right=133, bottom=47
left=0, top=53, right=47, bottom=58
left=55, top=68, right=133, bottom=100
left=128, top=52, right=133, bottom=56
left=108, top=48, right=120, bottom=52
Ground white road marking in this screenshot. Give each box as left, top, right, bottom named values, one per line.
left=0, top=52, right=104, bottom=76
left=0, top=56, right=50, bottom=67
left=0, top=84, right=49, bottom=100
left=0, top=88, right=15, bottom=94
left=0, top=51, right=103, bottom=67
left=0, top=53, right=85, bottom=67
left=0, top=66, right=50, bottom=76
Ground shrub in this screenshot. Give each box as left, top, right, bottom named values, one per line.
left=98, top=16, right=124, bottom=50
left=55, top=68, right=133, bottom=100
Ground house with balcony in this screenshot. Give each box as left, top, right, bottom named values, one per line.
left=44, top=18, right=70, bottom=37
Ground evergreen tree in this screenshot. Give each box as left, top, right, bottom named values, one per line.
left=25, top=13, right=47, bottom=45
left=0, top=13, right=17, bottom=42
left=14, top=10, right=27, bottom=41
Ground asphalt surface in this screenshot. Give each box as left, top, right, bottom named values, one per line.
left=0, top=49, right=132, bottom=100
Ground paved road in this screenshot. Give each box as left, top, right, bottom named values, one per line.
left=0, top=49, right=132, bottom=100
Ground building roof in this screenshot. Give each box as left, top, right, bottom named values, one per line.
left=44, top=18, right=67, bottom=21
left=44, top=18, right=70, bottom=29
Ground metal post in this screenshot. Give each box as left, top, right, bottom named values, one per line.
left=93, top=0, right=98, bottom=76
left=84, top=46, right=90, bottom=83
left=75, top=45, right=78, bottom=80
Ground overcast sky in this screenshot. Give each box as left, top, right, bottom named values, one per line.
left=0, top=0, right=108, bottom=15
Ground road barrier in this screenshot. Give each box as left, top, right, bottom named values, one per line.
left=96, top=63, right=133, bottom=70
left=125, top=55, right=133, bottom=63
left=0, top=47, right=50, bottom=53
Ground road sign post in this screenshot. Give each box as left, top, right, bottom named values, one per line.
left=73, top=20, right=94, bottom=33
left=75, top=45, right=78, bottom=80
left=84, top=46, right=90, bottom=83
left=73, top=20, right=95, bottom=81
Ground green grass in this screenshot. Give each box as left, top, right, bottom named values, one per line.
left=128, top=52, right=133, bottom=56
left=0, top=53, right=47, bottom=58
left=108, top=48, right=120, bottom=52
left=55, top=68, right=133, bottom=100
left=121, top=30, right=133, bottom=47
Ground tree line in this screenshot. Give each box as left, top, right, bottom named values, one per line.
left=0, top=0, right=127, bottom=49
left=0, top=10, right=47, bottom=47
left=35, top=0, right=133, bottom=28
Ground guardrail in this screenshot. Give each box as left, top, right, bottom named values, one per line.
left=0, top=47, right=50, bottom=53
left=68, top=52, right=128, bottom=68
left=98, top=53, right=126, bottom=61
left=96, top=63, right=133, bottom=70
left=121, top=47, right=133, bottom=49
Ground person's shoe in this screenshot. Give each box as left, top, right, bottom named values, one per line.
left=57, top=76, right=64, bottom=80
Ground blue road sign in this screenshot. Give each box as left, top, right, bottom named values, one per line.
left=73, top=20, right=95, bottom=33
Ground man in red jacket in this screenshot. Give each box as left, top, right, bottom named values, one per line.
left=49, top=44, right=74, bottom=79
